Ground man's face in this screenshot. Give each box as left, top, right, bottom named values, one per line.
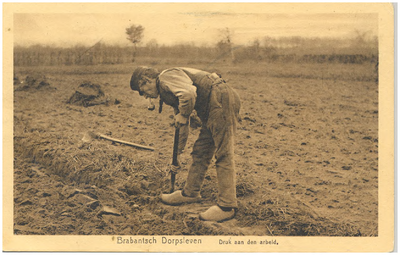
left=138, top=76, right=158, bottom=98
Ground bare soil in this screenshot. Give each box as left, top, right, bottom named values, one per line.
left=13, top=61, right=378, bottom=236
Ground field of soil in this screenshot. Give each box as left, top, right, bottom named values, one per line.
left=13, top=59, right=378, bottom=236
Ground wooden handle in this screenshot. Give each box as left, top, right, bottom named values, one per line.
left=172, top=127, right=180, bottom=166
left=170, top=127, right=180, bottom=193
left=98, top=133, right=155, bottom=151
left=170, top=172, right=176, bottom=193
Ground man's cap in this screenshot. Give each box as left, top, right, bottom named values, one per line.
left=130, top=66, right=159, bottom=92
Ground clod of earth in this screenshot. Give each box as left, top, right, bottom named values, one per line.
left=20, top=200, right=33, bottom=206
left=99, top=206, right=122, bottom=217
left=15, top=74, right=53, bottom=91
left=87, top=200, right=100, bottom=210
left=67, top=82, right=113, bottom=107
left=66, top=188, right=83, bottom=198
left=14, top=74, right=21, bottom=85
left=243, top=116, right=256, bottom=123
left=72, top=194, right=97, bottom=205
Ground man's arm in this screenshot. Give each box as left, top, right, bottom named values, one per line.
left=159, top=68, right=197, bottom=153
left=158, top=68, right=197, bottom=120
left=172, top=107, right=189, bottom=154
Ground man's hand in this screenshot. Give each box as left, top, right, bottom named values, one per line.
left=174, top=113, right=189, bottom=128
left=170, top=164, right=181, bottom=174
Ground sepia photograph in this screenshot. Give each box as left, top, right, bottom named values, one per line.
left=3, top=2, right=394, bottom=252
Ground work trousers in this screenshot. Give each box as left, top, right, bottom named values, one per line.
left=183, top=83, right=241, bottom=208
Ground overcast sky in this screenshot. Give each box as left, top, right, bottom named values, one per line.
left=14, top=12, right=378, bottom=47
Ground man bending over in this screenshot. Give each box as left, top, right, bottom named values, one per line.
left=130, top=66, right=241, bottom=222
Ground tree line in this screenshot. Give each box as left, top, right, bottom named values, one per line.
left=14, top=36, right=378, bottom=66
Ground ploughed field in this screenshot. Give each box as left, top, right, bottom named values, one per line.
left=13, top=60, right=378, bottom=236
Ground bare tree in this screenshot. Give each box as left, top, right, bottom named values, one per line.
left=126, top=24, right=144, bottom=61
left=146, top=38, right=159, bottom=55
left=251, top=38, right=261, bottom=60
left=217, top=27, right=235, bottom=62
